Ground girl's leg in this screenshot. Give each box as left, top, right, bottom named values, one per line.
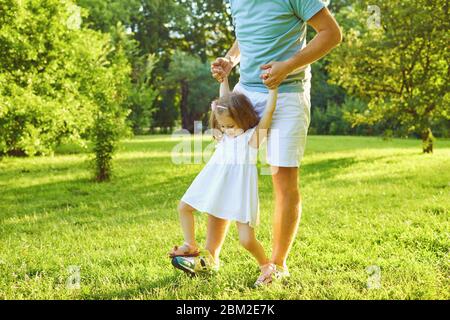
left=177, top=201, right=198, bottom=249
left=236, top=222, right=269, bottom=266
left=205, top=215, right=230, bottom=262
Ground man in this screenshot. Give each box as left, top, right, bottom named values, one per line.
left=173, top=0, right=342, bottom=284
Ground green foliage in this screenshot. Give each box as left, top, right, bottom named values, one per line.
left=328, top=0, right=450, bottom=149
left=126, top=54, right=159, bottom=134
left=174, top=0, right=235, bottom=63
left=0, top=0, right=132, bottom=180
left=76, top=0, right=236, bottom=133
left=310, top=60, right=346, bottom=112
left=89, top=24, right=132, bottom=181
left=131, top=0, right=186, bottom=58
left=0, top=0, right=98, bottom=156
left=165, top=51, right=219, bottom=132
left=310, top=97, right=374, bottom=136
left=76, top=0, right=141, bottom=32
left=150, top=88, right=179, bottom=133
left=146, top=0, right=235, bottom=133
left=311, top=103, right=350, bottom=136
left=76, top=0, right=162, bottom=135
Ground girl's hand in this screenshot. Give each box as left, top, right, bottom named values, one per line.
left=259, top=61, right=292, bottom=90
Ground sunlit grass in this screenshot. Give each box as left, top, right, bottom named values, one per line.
left=0, top=135, right=449, bottom=299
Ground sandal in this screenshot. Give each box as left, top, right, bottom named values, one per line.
left=273, top=265, right=290, bottom=281
left=168, top=243, right=200, bottom=258
left=254, top=263, right=276, bottom=287
left=254, top=263, right=290, bottom=287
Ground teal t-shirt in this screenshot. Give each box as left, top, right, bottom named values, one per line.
left=228, top=0, right=326, bottom=93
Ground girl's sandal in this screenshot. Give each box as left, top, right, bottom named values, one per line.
left=254, top=263, right=276, bottom=287
left=168, top=243, right=200, bottom=258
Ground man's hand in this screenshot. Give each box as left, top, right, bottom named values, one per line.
left=211, top=57, right=233, bottom=83
left=260, top=61, right=291, bottom=90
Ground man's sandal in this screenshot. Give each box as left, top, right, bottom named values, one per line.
left=168, top=243, right=200, bottom=258
left=254, top=263, right=276, bottom=287
left=273, top=265, right=290, bottom=281
left=254, top=263, right=290, bottom=287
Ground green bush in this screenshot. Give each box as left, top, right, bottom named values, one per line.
left=85, top=23, right=132, bottom=181
left=1, top=0, right=90, bottom=155
left=309, top=97, right=402, bottom=137
left=0, top=0, right=132, bottom=180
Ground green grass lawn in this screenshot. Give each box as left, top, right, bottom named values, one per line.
left=0, top=135, right=449, bottom=300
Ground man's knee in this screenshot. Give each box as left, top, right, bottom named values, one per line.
left=272, top=166, right=298, bottom=181
left=272, top=167, right=299, bottom=197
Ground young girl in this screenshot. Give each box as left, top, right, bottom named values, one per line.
left=169, top=76, right=278, bottom=286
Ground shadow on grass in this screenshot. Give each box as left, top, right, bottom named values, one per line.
left=0, top=155, right=199, bottom=230
left=300, top=152, right=416, bottom=183
left=301, top=157, right=358, bottom=182
left=2, top=146, right=444, bottom=232
left=54, top=136, right=203, bottom=156
left=0, top=151, right=427, bottom=223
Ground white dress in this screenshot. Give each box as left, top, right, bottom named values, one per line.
left=181, top=126, right=259, bottom=227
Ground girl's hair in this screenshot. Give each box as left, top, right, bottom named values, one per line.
left=209, top=93, right=259, bottom=139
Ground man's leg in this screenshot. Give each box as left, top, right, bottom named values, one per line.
left=271, top=166, right=301, bottom=269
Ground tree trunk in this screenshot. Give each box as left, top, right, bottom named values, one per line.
left=421, top=128, right=434, bottom=153
left=179, top=80, right=193, bottom=133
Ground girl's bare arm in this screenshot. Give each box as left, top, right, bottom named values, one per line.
left=248, top=88, right=278, bottom=148
left=220, top=76, right=231, bottom=97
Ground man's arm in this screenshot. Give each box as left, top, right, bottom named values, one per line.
left=261, top=8, right=342, bottom=89
left=224, top=40, right=241, bottom=68
left=211, top=40, right=241, bottom=83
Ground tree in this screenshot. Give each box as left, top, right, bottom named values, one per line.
left=327, top=0, right=449, bottom=152
left=141, top=0, right=236, bottom=133
left=75, top=0, right=238, bottom=134
left=150, top=88, right=178, bottom=133
left=0, top=0, right=100, bottom=155
left=0, top=0, right=131, bottom=181
left=174, top=0, right=235, bottom=63
left=75, top=0, right=141, bottom=32
left=75, top=0, right=159, bottom=135
left=308, top=0, right=351, bottom=112
left=165, top=51, right=218, bottom=133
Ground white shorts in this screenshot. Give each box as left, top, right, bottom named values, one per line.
left=233, top=82, right=311, bottom=167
